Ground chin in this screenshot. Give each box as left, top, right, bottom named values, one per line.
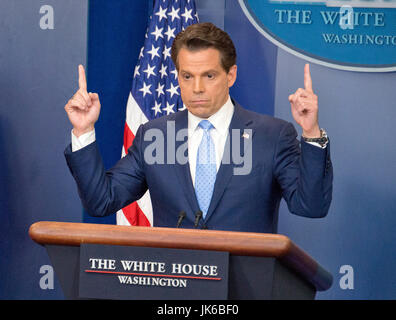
left=187, top=105, right=212, bottom=119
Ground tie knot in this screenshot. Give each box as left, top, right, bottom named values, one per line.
left=198, top=120, right=213, bottom=131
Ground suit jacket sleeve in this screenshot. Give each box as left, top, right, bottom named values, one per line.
left=273, top=122, right=333, bottom=218
left=64, top=125, right=148, bottom=217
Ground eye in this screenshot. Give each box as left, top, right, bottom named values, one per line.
left=207, top=73, right=214, bottom=79
left=183, top=73, right=191, bottom=80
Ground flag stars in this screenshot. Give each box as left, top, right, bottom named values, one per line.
left=181, top=8, right=193, bottom=23
left=147, top=44, right=160, bottom=60
left=170, top=68, right=178, bottom=80
left=143, top=63, right=156, bottom=79
left=155, top=5, right=167, bottom=22
left=166, top=82, right=180, bottom=98
left=133, top=65, right=140, bottom=78
left=167, top=6, right=180, bottom=22
left=139, top=46, right=144, bottom=59
left=150, top=26, right=163, bottom=41
left=139, top=82, right=152, bottom=97
left=129, top=1, right=198, bottom=127
left=162, top=46, right=171, bottom=60
left=152, top=100, right=162, bottom=116
left=156, top=82, right=165, bottom=97
left=163, top=101, right=175, bottom=115
left=159, top=64, right=168, bottom=78
left=164, top=25, right=176, bottom=41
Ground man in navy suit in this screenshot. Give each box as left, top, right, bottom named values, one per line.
left=64, top=23, right=332, bottom=233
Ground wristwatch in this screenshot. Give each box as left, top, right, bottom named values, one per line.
left=302, top=128, right=328, bottom=148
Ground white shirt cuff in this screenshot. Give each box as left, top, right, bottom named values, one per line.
left=71, top=129, right=96, bottom=152
left=305, top=141, right=327, bottom=149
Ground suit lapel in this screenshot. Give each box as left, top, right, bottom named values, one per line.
left=204, top=101, right=255, bottom=222
left=172, top=110, right=201, bottom=219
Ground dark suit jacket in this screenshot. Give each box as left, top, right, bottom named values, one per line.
left=65, top=100, right=333, bottom=233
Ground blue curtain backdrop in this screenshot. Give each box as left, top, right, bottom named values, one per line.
left=84, top=0, right=151, bottom=224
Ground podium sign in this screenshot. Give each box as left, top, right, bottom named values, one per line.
left=79, top=244, right=229, bottom=300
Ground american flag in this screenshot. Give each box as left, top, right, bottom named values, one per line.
left=117, top=0, right=199, bottom=226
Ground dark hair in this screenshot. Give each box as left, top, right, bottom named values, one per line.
left=171, top=22, right=237, bottom=73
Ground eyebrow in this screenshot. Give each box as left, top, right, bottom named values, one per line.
left=180, top=69, right=219, bottom=75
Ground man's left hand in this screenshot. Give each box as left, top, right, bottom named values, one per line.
left=289, top=64, right=320, bottom=138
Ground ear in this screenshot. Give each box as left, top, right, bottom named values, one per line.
left=227, top=65, right=237, bottom=88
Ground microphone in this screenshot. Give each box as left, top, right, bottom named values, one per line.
left=194, top=210, right=203, bottom=228
left=176, top=211, right=186, bottom=228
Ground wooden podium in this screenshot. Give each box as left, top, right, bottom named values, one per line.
left=29, top=221, right=332, bottom=300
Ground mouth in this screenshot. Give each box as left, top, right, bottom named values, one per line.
left=190, top=99, right=209, bottom=105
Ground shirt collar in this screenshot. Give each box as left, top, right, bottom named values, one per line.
left=187, top=96, right=234, bottom=136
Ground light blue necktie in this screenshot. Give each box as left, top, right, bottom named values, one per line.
left=195, top=120, right=216, bottom=219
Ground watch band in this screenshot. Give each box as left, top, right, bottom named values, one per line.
left=302, top=128, right=328, bottom=148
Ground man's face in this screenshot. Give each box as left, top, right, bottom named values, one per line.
left=177, top=47, right=237, bottom=119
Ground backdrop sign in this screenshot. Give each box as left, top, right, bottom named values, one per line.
left=239, top=0, right=396, bottom=72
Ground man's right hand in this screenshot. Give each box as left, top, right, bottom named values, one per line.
left=64, top=65, right=101, bottom=137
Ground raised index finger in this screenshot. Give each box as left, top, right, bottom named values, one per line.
left=78, top=64, right=87, bottom=90
left=304, top=63, right=313, bottom=93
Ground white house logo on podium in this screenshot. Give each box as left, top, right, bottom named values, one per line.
left=239, top=0, right=396, bottom=72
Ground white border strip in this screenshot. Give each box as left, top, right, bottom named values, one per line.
left=268, top=0, right=396, bottom=8
left=327, top=1, right=396, bottom=7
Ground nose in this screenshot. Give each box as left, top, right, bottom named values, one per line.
left=193, top=77, right=204, bottom=94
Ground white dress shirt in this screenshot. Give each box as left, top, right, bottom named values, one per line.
left=187, top=96, right=234, bottom=186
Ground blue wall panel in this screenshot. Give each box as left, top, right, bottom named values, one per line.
left=225, top=0, right=278, bottom=116
left=274, top=52, right=396, bottom=299
left=0, top=0, right=88, bottom=299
